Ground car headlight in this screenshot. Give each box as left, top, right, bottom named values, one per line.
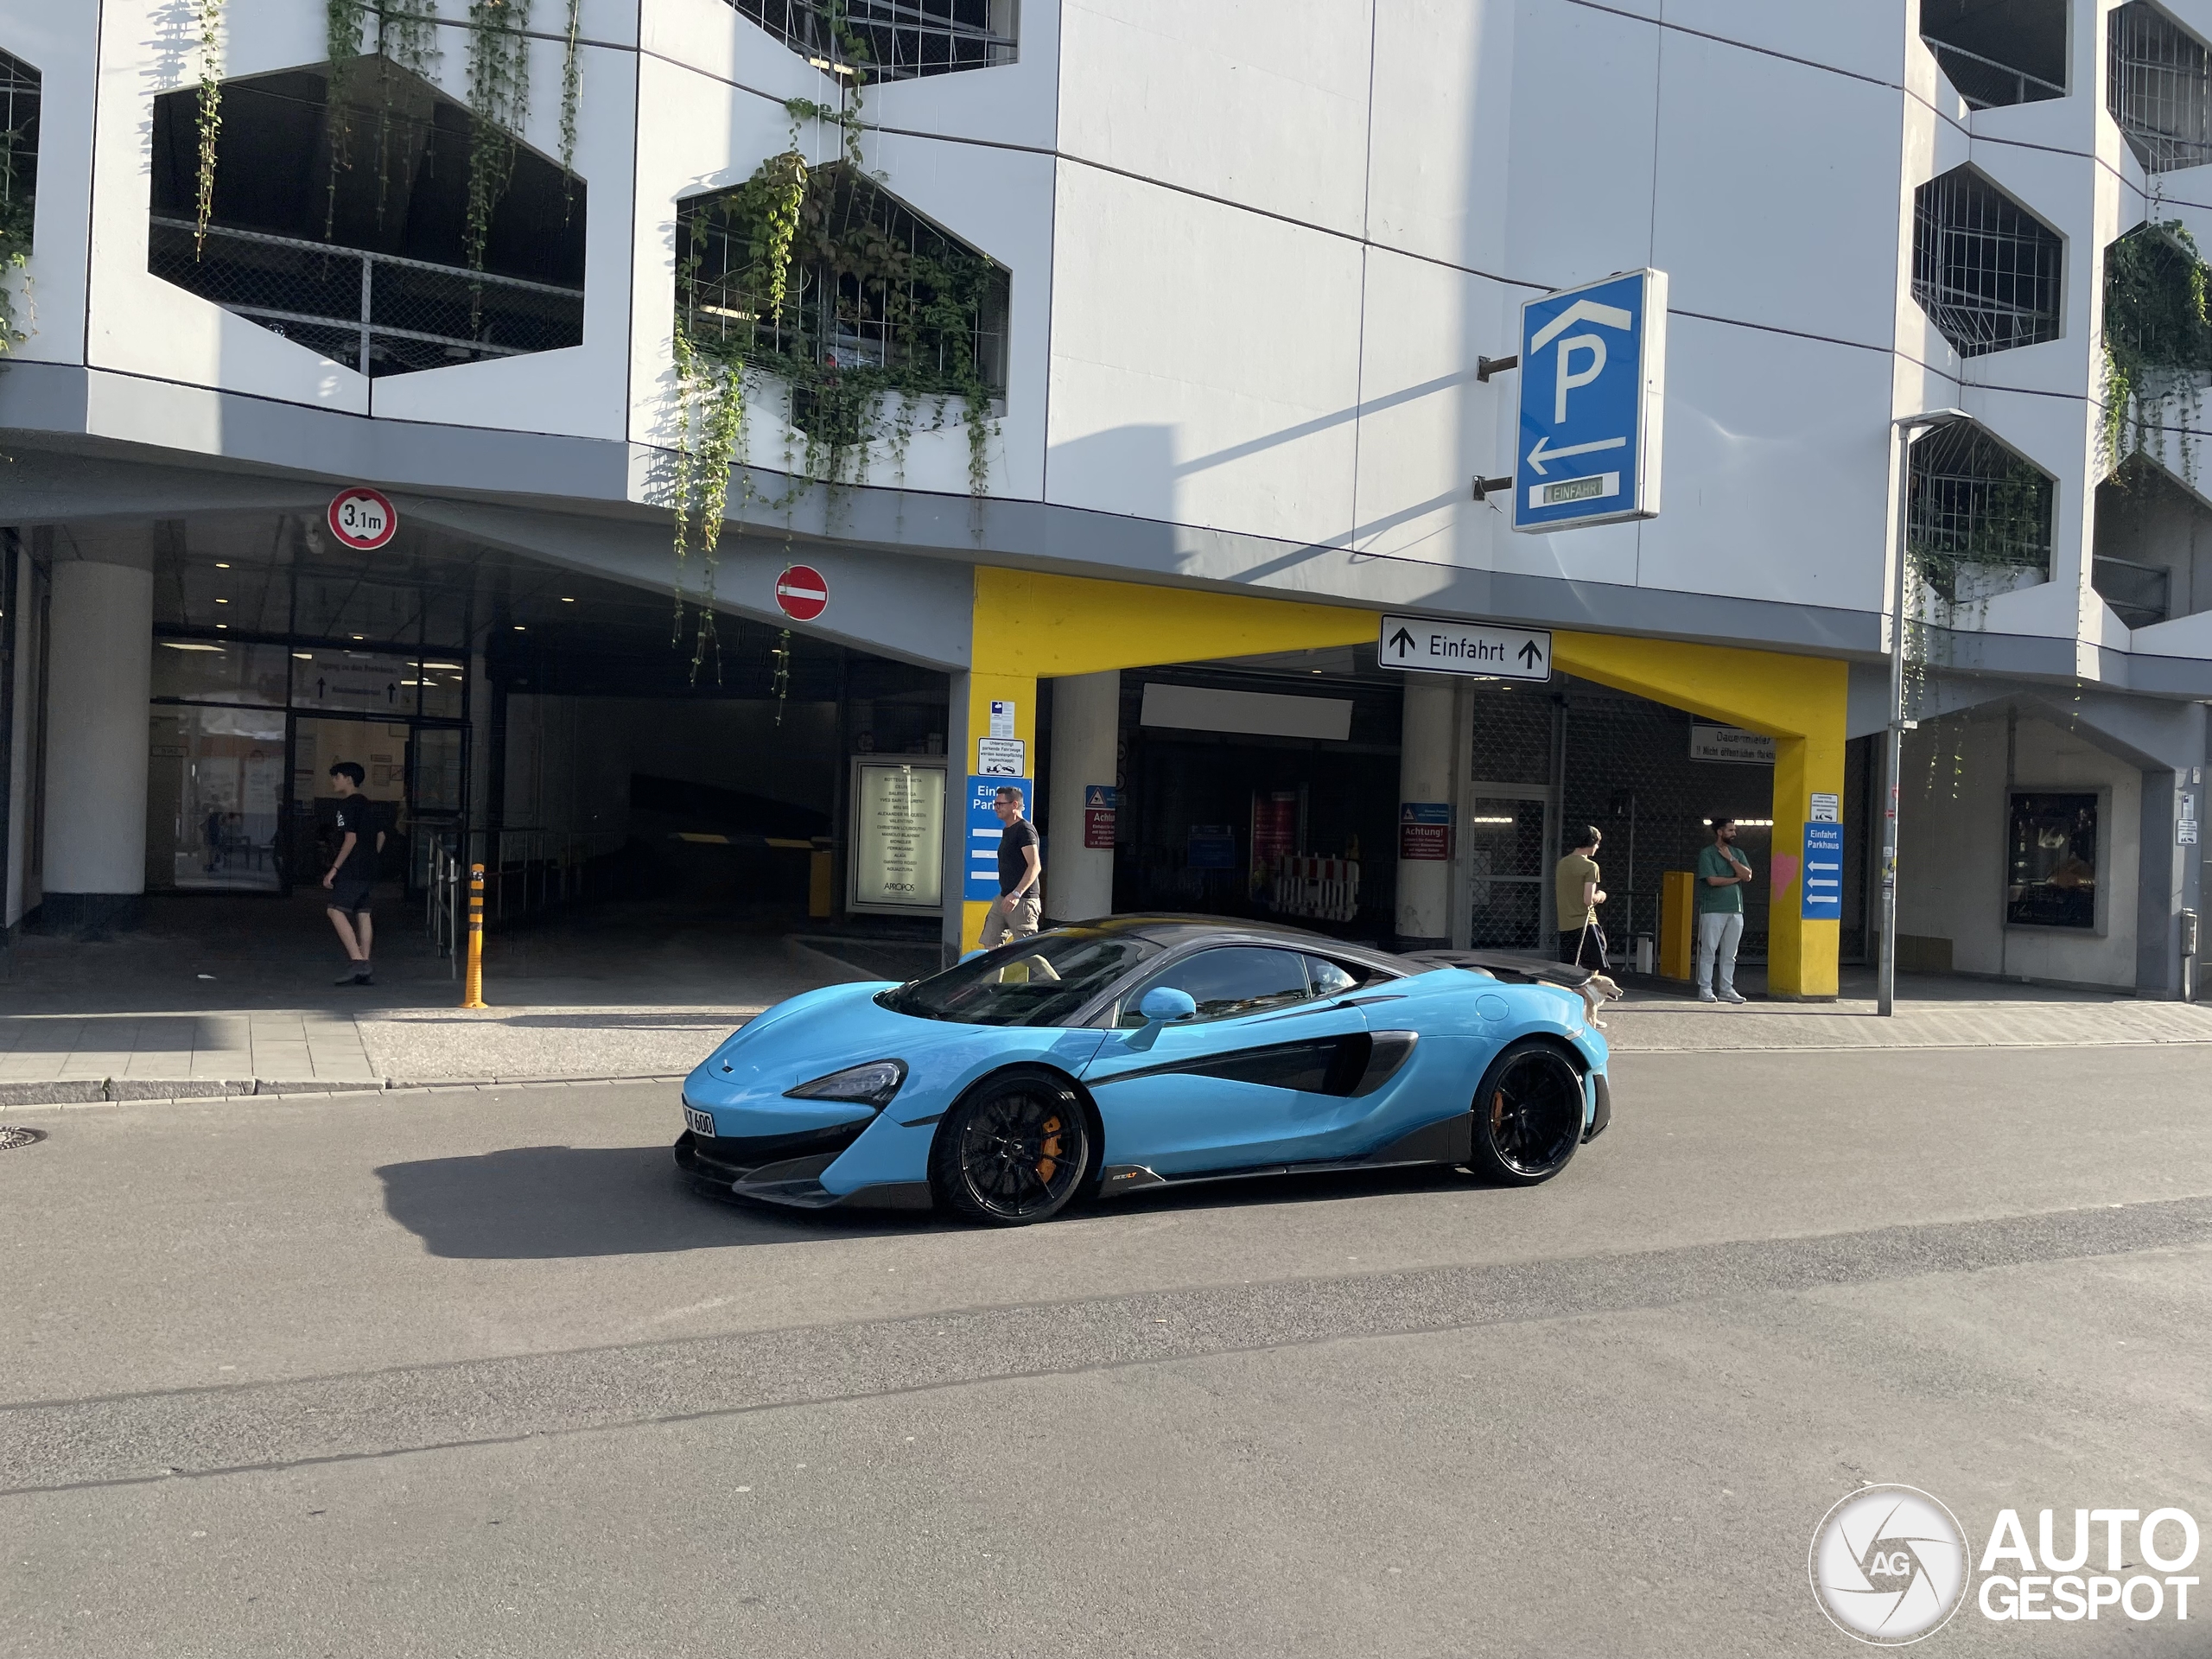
left=784, top=1059, right=907, bottom=1108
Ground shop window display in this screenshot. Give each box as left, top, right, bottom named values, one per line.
left=2006, top=791, right=2098, bottom=930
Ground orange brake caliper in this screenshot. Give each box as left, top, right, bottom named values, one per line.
left=1036, top=1115, right=1063, bottom=1183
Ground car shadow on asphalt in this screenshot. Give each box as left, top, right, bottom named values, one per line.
left=374, top=1144, right=947, bottom=1257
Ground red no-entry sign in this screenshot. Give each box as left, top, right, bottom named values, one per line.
left=775, top=563, right=829, bottom=622
left=327, top=486, right=397, bottom=551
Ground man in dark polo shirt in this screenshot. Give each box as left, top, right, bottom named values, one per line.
left=981, top=785, right=1042, bottom=948
left=321, top=761, right=385, bottom=986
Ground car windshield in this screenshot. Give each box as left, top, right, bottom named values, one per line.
left=878, top=928, right=1163, bottom=1027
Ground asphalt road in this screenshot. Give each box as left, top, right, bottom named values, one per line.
left=3, top=1046, right=2207, bottom=1657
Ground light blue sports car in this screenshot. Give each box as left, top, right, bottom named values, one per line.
left=675, top=916, right=1614, bottom=1225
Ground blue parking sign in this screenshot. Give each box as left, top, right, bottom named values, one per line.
left=1802, top=822, right=1844, bottom=920
left=964, top=775, right=1029, bottom=901
left=1514, top=268, right=1668, bottom=533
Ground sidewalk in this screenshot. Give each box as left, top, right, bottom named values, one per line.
left=3, top=896, right=2209, bottom=1108
left=1595, top=970, right=2212, bottom=1052
left=0, top=893, right=891, bottom=1107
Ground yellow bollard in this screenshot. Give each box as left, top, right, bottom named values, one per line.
left=461, top=861, right=488, bottom=1009
left=1659, top=869, right=1695, bottom=981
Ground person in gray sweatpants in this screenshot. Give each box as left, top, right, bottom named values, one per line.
left=1694, top=816, right=1754, bottom=1003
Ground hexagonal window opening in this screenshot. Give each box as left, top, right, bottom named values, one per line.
left=2109, top=2, right=2212, bottom=174
left=1920, top=0, right=2067, bottom=110
left=677, top=159, right=1009, bottom=442
left=1907, top=422, right=2054, bottom=606
left=1912, top=166, right=2063, bottom=357
left=148, top=56, right=585, bottom=378
left=732, top=0, right=1016, bottom=81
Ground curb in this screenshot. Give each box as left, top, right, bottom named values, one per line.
left=0, top=1072, right=690, bottom=1114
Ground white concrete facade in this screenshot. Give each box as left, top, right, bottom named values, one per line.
left=0, top=0, right=2192, bottom=651
left=2, top=0, right=2209, bottom=986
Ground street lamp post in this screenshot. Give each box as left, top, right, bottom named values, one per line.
left=1880, top=409, right=1970, bottom=1017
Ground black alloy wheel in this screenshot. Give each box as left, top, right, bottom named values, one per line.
left=1467, top=1039, right=1584, bottom=1186
left=931, top=1067, right=1092, bottom=1225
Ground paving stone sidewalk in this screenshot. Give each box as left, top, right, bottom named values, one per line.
left=4, top=894, right=2209, bottom=1109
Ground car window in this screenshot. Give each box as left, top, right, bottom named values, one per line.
left=880, top=929, right=1163, bottom=1027
left=1302, top=955, right=1369, bottom=998
left=1116, top=946, right=1314, bottom=1027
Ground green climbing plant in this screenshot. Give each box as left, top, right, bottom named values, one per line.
left=464, top=0, right=531, bottom=317
left=193, top=0, right=226, bottom=257
left=668, top=109, right=1007, bottom=568
left=0, top=104, right=31, bottom=352
left=559, top=0, right=583, bottom=202
left=2101, top=220, right=2212, bottom=480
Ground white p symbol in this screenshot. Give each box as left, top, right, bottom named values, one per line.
left=1554, top=334, right=1607, bottom=423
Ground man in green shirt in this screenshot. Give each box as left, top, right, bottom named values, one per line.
left=1694, top=817, right=1754, bottom=1002
left=1554, top=826, right=1608, bottom=969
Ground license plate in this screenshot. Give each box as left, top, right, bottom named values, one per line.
left=684, top=1106, right=716, bottom=1139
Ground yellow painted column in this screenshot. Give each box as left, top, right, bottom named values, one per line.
left=1767, top=726, right=1847, bottom=998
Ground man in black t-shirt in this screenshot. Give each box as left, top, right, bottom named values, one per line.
left=981, top=785, right=1042, bottom=948
left=321, top=761, right=385, bottom=986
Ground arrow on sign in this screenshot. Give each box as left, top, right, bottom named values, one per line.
left=1526, top=434, right=1627, bottom=476
left=1387, top=626, right=1416, bottom=659
left=1517, top=640, right=1543, bottom=670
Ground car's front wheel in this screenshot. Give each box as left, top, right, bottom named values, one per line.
left=1467, top=1039, right=1584, bottom=1186
left=930, top=1067, right=1092, bottom=1225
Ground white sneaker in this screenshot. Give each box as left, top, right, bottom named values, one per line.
left=1720, top=989, right=1747, bottom=1004
left=1695, top=990, right=1718, bottom=1002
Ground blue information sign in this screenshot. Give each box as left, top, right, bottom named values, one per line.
left=1802, top=822, right=1845, bottom=920
left=963, top=774, right=1030, bottom=901
left=1514, top=268, right=1668, bottom=534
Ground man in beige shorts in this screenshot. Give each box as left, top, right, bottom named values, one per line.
left=981, top=785, right=1042, bottom=947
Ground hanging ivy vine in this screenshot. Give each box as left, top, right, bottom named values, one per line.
left=192, top=0, right=226, bottom=257
left=0, top=113, right=31, bottom=352
left=463, top=0, right=531, bottom=329
left=559, top=0, right=583, bottom=203
left=2101, top=219, right=2212, bottom=481
left=665, top=75, right=1007, bottom=651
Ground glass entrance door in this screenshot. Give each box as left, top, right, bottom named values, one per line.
left=146, top=704, right=289, bottom=892
left=1466, top=787, right=1555, bottom=949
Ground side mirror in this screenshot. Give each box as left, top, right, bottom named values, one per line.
left=1137, top=986, right=1198, bottom=1025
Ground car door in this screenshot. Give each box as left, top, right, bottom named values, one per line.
left=1078, top=945, right=1371, bottom=1176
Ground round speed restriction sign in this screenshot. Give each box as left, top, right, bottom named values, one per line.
left=327, top=487, right=397, bottom=551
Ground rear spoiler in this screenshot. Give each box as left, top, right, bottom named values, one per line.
left=1403, top=950, right=1623, bottom=1022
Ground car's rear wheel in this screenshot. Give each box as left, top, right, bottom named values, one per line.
left=1467, top=1039, right=1584, bottom=1186
left=931, top=1067, right=1092, bottom=1225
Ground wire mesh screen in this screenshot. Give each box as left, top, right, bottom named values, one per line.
left=149, top=219, right=583, bottom=377
left=145, top=60, right=585, bottom=378
left=1911, top=168, right=2063, bottom=357
left=0, top=48, right=36, bottom=222
left=731, top=0, right=1017, bottom=80
left=2109, top=2, right=2212, bottom=174
left=1925, top=39, right=2065, bottom=109
left=680, top=162, right=1009, bottom=395
left=1906, top=423, right=2054, bottom=596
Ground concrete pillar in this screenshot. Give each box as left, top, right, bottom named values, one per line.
left=1046, top=670, right=1118, bottom=924
left=1395, top=676, right=1457, bottom=950
left=40, top=528, right=156, bottom=931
